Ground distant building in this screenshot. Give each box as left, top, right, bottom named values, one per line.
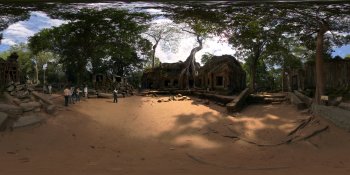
left=141, top=55, right=246, bottom=95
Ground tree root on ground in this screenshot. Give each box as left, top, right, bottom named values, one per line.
left=185, top=153, right=290, bottom=170
left=207, top=116, right=329, bottom=147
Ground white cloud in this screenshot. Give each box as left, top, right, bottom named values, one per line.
left=0, top=11, right=66, bottom=49
left=156, top=35, right=236, bottom=64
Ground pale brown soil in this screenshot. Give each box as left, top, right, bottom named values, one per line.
left=1, top=95, right=350, bottom=175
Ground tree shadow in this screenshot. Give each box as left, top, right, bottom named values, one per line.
left=157, top=103, right=311, bottom=150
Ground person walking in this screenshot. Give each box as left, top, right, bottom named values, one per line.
left=48, top=84, right=52, bottom=95
left=113, top=89, right=118, bottom=103
left=84, top=85, right=88, bottom=99
left=76, top=87, right=81, bottom=102
left=64, top=86, right=70, bottom=107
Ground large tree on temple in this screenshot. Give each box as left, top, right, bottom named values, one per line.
left=166, top=5, right=224, bottom=89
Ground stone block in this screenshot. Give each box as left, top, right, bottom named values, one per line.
left=45, top=105, right=56, bottom=114
left=0, top=104, right=23, bottom=115
left=19, top=102, right=42, bottom=112
left=289, top=92, right=307, bottom=110
left=294, top=90, right=313, bottom=107
left=0, top=112, right=8, bottom=127
left=311, top=104, right=350, bottom=131
left=13, top=115, right=43, bottom=128
left=226, top=88, right=249, bottom=113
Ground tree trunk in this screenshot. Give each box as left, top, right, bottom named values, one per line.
left=315, top=29, right=326, bottom=104
left=249, top=54, right=259, bottom=93
left=250, top=63, right=256, bottom=92
left=179, top=36, right=203, bottom=89
left=281, top=66, right=285, bottom=92
left=34, top=63, right=39, bottom=84
left=151, top=41, right=159, bottom=68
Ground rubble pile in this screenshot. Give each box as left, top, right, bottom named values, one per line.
left=0, top=82, right=56, bottom=130
left=157, top=94, right=191, bottom=103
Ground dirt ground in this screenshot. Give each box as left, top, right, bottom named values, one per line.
left=1, top=95, right=350, bottom=175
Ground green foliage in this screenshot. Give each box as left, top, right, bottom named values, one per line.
left=345, top=54, right=350, bottom=60
left=200, top=52, right=213, bottom=65
left=0, top=44, right=33, bottom=78
left=144, top=56, right=161, bottom=70
left=29, top=8, right=152, bottom=84
left=0, top=44, right=65, bottom=84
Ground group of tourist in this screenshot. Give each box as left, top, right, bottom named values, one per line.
left=63, top=85, right=88, bottom=107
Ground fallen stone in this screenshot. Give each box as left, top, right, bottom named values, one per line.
left=169, top=96, right=175, bottom=101
left=203, top=99, right=210, bottom=105
left=339, top=102, right=350, bottom=111
left=177, top=94, right=182, bottom=97
left=6, top=81, right=14, bottom=87
left=0, top=104, right=23, bottom=115
left=157, top=99, right=162, bottom=103
left=0, top=112, right=8, bottom=127
left=15, top=84, right=26, bottom=91
left=3, top=92, right=21, bottom=105
left=16, top=90, right=29, bottom=99
left=30, top=95, right=36, bottom=101
left=289, top=92, right=307, bottom=110
left=97, top=93, right=113, bottom=99
left=12, top=115, right=43, bottom=128
left=45, top=105, right=56, bottom=114
left=31, top=91, right=54, bottom=105
left=294, top=90, right=313, bottom=107
left=7, top=85, right=15, bottom=92
left=226, top=88, right=249, bottom=113
left=311, top=104, right=350, bottom=131
left=19, top=102, right=42, bottom=112
left=21, top=98, right=32, bottom=103
left=177, top=97, right=184, bottom=101
left=10, top=91, right=16, bottom=96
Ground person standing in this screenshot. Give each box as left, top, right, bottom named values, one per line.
left=84, top=85, right=88, bottom=99
left=76, top=87, right=81, bottom=102
left=64, top=86, right=70, bottom=107
left=48, top=84, right=52, bottom=95
left=113, top=89, right=118, bottom=103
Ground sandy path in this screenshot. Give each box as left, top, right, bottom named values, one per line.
left=0, top=96, right=350, bottom=175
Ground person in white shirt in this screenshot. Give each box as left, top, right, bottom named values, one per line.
left=64, top=86, right=70, bottom=106
left=84, top=85, right=88, bottom=98
left=113, top=89, right=118, bottom=103
left=48, top=84, right=52, bottom=95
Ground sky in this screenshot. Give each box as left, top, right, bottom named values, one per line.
left=0, top=2, right=349, bottom=64
left=0, top=11, right=66, bottom=52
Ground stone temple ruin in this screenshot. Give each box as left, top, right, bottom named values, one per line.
left=141, top=55, right=246, bottom=95
left=91, top=73, right=134, bottom=98
left=0, top=53, right=56, bottom=131
left=289, top=59, right=350, bottom=92
left=0, top=52, right=20, bottom=87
